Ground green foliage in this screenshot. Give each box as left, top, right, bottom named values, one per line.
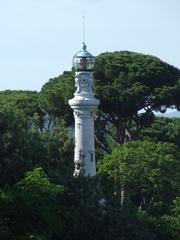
left=94, top=51, right=180, bottom=147
left=0, top=103, right=40, bottom=186
left=98, top=140, right=180, bottom=216
left=162, top=197, right=180, bottom=239
left=0, top=90, right=44, bottom=117
left=40, top=71, right=74, bottom=125
left=39, top=119, right=74, bottom=182
left=0, top=102, right=73, bottom=186
left=94, top=51, right=180, bottom=112
left=142, top=117, right=180, bottom=147
left=0, top=168, right=64, bottom=239
left=2, top=172, right=173, bottom=240
left=54, top=176, right=162, bottom=240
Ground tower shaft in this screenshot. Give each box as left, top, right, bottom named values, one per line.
left=74, top=107, right=96, bottom=176
left=69, top=71, right=99, bottom=177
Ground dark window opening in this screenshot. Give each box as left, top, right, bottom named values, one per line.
left=91, top=153, right=94, bottom=162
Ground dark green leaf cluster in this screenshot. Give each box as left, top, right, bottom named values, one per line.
left=94, top=51, right=180, bottom=115
left=98, top=140, right=180, bottom=239
left=94, top=51, right=180, bottom=148
left=40, top=71, right=75, bottom=125
left=0, top=90, right=44, bottom=118
left=142, top=117, right=180, bottom=147
left=98, top=141, right=180, bottom=215
left=0, top=168, right=64, bottom=240
left=0, top=101, right=74, bottom=186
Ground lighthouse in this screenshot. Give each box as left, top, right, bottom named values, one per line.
left=69, top=42, right=100, bottom=177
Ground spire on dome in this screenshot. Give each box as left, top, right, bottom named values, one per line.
left=82, top=15, right=86, bottom=45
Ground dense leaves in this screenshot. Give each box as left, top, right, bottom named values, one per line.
left=162, top=197, right=180, bottom=239
left=0, top=103, right=73, bottom=186
left=142, top=117, right=180, bottom=147
left=0, top=168, right=178, bottom=240
left=0, top=168, right=64, bottom=240
left=98, top=141, right=180, bottom=215
left=40, top=71, right=74, bottom=125
left=94, top=51, right=180, bottom=147
left=0, top=90, right=44, bottom=117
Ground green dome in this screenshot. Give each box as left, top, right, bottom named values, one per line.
left=74, top=42, right=94, bottom=58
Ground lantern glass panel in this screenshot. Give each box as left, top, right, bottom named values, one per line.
left=74, top=56, right=95, bottom=71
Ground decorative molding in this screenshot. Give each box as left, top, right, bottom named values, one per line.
left=74, top=109, right=95, bottom=117
left=75, top=72, right=93, bottom=96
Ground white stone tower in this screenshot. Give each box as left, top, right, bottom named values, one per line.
left=69, top=43, right=100, bottom=177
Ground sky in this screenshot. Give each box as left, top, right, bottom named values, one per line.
left=0, top=0, right=180, bottom=91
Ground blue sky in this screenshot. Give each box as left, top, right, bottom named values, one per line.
left=0, top=0, right=180, bottom=91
